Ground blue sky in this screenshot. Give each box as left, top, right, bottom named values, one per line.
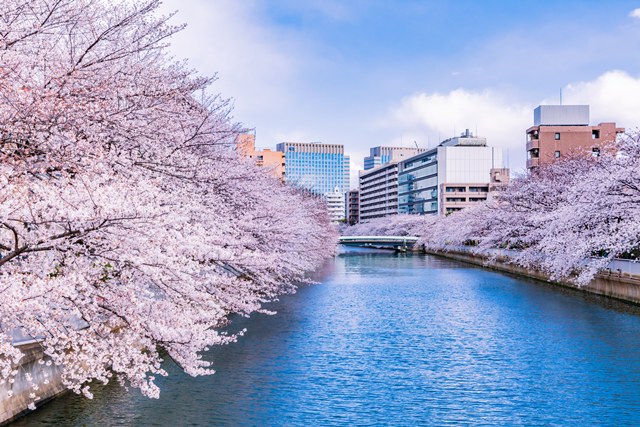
left=159, top=0, right=640, bottom=182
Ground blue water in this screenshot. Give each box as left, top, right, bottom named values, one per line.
left=13, top=249, right=640, bottom=426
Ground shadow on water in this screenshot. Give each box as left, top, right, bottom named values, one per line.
left=11, top=247, right=640, bottom=426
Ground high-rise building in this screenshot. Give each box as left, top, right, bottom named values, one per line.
left=236, top=133, right=285, bottom=181
left=364, top=146, right=428, bottom=170
left=359, top=161, right=399, bottom=221
left=276, top=142, right=350, bottom=196
left=526, top=105, right=624, bottom=170
left=398, top=130, right=503, bottom=215
left=346, top=189, right=360, bottom=225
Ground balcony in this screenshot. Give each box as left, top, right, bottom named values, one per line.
left=526, top=139, right=539, bottom=151
left=526, top=158, right=539, bottom=169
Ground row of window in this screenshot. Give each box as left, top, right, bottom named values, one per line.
left=444, top=186, right=489, bottom=193
left=444, top=197, right=487, bottom=203
left=530, top=130, right=601, bottom=141
left=528, top=147, right=601, bottom=160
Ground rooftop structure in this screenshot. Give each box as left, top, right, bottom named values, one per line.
left=534, top=105, right=589, bottom=126
left=363, top=146, right=428, bottom=170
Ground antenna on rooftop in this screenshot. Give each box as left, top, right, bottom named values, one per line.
left=560, top=88, right=563, bottom=105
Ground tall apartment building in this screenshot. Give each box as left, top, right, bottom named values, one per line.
left=236, top=133, right=285, bottom=181
left=526, top=105, right=624, bottom=170
left=359, top=161, right=399, bottom=221
left=364, top=146, right=428, bottom=170
left=346, top=189, right=360, bottom=225
left=276, top=142, right=350, bottom=196
left=398, top=130, right=503, bottom=215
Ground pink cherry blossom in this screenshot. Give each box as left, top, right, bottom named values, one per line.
left=0, top=0, right=336, bottom=407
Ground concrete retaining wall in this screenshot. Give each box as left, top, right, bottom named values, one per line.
left=0, top=343, right=65, bottom=425
left=427, top=248, right=640, bottom=305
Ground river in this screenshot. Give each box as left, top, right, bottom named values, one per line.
left=12, top=248, right=640, bottom=426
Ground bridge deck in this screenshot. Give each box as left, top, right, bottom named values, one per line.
left=339, top=236, right=419, bottom=247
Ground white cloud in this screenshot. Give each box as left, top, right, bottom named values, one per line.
left=560, top=70, right=640, bottom=128
left=630, top=8, right=640, bottom=19
left=158, top=0, right=306, bottom=118
left=390, top=89, right=532, bottom=171
left=388, top=71, right=640, bottom=172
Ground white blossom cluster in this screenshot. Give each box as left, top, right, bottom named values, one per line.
left=0, top=0, right=336, bottom=408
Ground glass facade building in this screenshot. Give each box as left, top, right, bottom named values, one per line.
left=276, top=142, right=350, bottom=196
left=397, top=152, right=439, bottom=215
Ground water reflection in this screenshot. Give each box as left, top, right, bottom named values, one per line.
left=13, top=249, right=640, bottom=426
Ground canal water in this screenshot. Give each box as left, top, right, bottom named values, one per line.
left=13, top=249, right=640, bottom=426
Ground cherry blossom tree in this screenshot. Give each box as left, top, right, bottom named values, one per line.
left=343, top=214, right=434, bottom=237
left=519, top=133, right=640, bottom=283
left=418, top=152, right=625, bottom=283
left=0, top=0, right=336, bottom=406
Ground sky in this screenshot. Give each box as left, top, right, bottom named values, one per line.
left=158, top=0, right=640, bottom=184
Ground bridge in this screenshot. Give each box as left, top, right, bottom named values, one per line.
left=338, top=235, right=419, bottom=251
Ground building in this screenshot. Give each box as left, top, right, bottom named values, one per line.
left=346, top=189, right=360, bottom=225
left=325, top=187, right=346, bottom=222
left=359, top=161, right=399, bottom=221
left=237, top=133, right=285, bottom=181
left=526, top=105, right=624, bottom=170
left=363, top=146, right=428, bottom=170
left=276, top=142, right=350, bottom=196
left=398, top=130, right=503, bottom=215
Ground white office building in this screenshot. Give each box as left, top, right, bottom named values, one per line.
left=325, top=187, right=346, bottom=222
left=398, top=130, right=504, bottom=215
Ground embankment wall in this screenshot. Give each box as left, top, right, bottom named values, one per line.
left=0, top=343, right=65, bottom=425
left=426, top=248, right=640, bottom=305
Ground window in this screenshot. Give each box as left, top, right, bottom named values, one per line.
left=554, top=132, right=560, bottom=140
left=445, top=186, right=465, bottom=193
left=592, top=130, right=600, bottom=139
left=592, top=147, right=601, bottom=157
left=554, top=150, right=561, bottom=158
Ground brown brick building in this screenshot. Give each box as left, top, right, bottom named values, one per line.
left=526, top=105, right=624, bottom=170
